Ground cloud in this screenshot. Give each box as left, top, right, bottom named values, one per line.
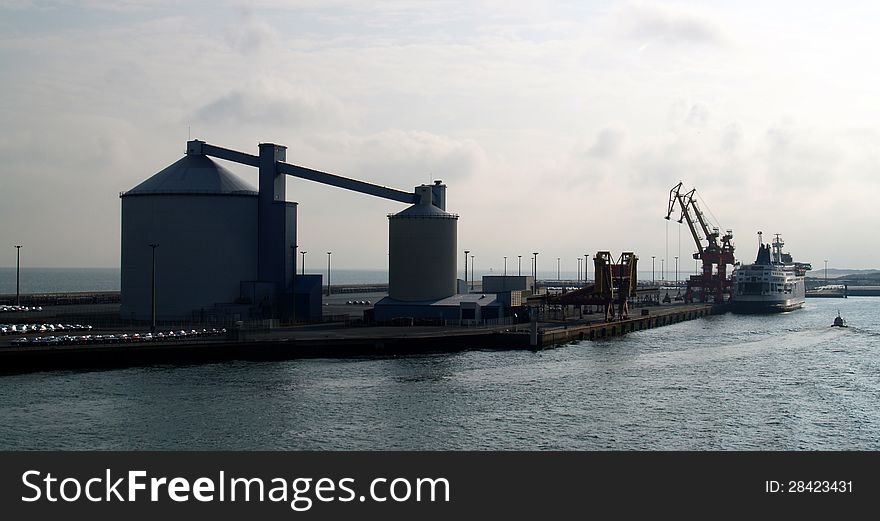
left=0, top=0, right=36, bottom=9
left=666, top=99, right=712, bottom=131
left=720, top=123, right=743, bottom=152
left=685, top=103, right=709, bottom=127
left=299, top=129, right=486, bottom=187
left=620, top=3, right=729, bottom=47
left=225, top=14, right=281, bottom=55
left=588, top=127, right=625, bottom=159
left=192, top=81, right=345, bottom=128
left=62, top=0, right=173, bottom=11
left=759, top=121, right=842, bottom=188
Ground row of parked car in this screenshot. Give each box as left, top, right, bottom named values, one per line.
left=346, top=300, right=372, bottom=306
left=9, top=328, right=228, bottom=347
left=1, top=323, right=91, bottom=335
left=0, top=305, right=42, bottom=312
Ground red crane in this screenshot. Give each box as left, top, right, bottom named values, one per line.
left=664, top=182, right=735, bottom=303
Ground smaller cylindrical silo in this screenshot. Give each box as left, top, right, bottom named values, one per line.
left=388, top=187, right=458, bottom=301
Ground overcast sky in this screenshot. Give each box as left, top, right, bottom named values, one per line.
left=2, top=0, right=878, bottom=272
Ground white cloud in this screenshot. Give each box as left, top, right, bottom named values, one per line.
left=620, top=2, right=729, bottom=47
left=289, top=130, right=486, bottom=189
left=588, top=127, right=625, bottom=159
left=225, top=14, right=281, bottom=55
left=193, top=80, right=346, bottom=129
left=2, top=1, right=880, bottom=269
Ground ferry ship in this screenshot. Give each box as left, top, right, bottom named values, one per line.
left=731, top=232, right=812, bottom=313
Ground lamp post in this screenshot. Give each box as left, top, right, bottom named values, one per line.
left=149, top=243, right=158, bottom=334
left=291, top=244, right=297, bottom=323
left=661, top=259, right=664, bottom=281
left=675, top=256, right=679, bottom=286
left=470, top=255, right=475, bottom=291
left=532, top=252, right=539, bottom=293
left=584, top=254, right=589, bottom=284
left=503, top=256, right=507, bottom=277
left=824, top=260, right=828, bottom=281
left=464, top=250, right=470, bottom=292
left=326, top=252, right=332, bottom=296
left=14, top=245, right=22, bottom=306
left=518, top=255, right=522, bottom=276
left=300, top=251, right=307, bottom=275
left=557, top=257, right=560, bottom=281
left=651, top=255, right=655, bottom=284
left=577, top=257, right=582, bottom=283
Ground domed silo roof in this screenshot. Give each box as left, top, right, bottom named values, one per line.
left=122, top=154, right=257, bottom=196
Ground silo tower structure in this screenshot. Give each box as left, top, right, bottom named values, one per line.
left=388, top=182, right=458, bottom=301
left=120, top=139, right=457, bottom=324
left=120, top=154, right=263, bottom=320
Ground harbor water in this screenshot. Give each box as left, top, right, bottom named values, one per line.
left=1, top=297, right=878, bottom=450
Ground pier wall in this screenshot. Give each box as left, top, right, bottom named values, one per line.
left=1, top=303, right=718, bottom=374
left=534, top=304, right=715, bottom=347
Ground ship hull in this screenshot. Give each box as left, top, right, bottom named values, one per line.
left=730, top=298, right=804, bottom=314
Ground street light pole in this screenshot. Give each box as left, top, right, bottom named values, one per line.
left=149, top=243, right=158, bottom=334
left=518, top=255, right=522, bottom=276
left=661, top=259, right=664, bottom=281
left=291, top=244, right=297, bottom=324
left=14, top=245, right=22, bottom=306
left=557, top=257, right=560, bottom=281
left=824, top=260, right=828, bottom=281
left=464, top=250, right=470, bottom=292
left=326, top=252, right=332, bottom=296
left=503, top=256, right=507, bottom=277
left=470, top=255, right=475, bottom=291
left=301, top=251, right=307, bottom=275
left=532, top=252, right=539, bottom=293
left=584, top=254, right=589, bottom=284
left=675, top=256, right=679, bottom=286
left=652, top=255, right=655, bottom=284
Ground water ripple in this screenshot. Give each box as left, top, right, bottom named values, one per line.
left=1, top=298, right=879, bottom=450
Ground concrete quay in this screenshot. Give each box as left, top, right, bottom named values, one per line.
left=0, top=302, right=718, bottom=374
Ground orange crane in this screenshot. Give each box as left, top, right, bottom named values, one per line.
left=664, top=182, right=735, bottom=303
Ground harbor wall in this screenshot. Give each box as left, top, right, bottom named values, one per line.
left=1, top=303, right=717, bottom=374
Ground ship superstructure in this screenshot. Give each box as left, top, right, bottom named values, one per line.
left=731, top=232, right=811, bottom=313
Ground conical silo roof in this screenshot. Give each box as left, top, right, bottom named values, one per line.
left=122, top=155, right=257, bottom=196
left=389, top=201, right=458, bottom=219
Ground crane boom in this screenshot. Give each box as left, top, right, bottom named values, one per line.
left=686, top=192, right=718, bottom=248
left=663, top=181, right=736, bottom=304
left=665, top=182, right=703, bottom=254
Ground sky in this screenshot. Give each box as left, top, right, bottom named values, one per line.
left=1, top=0, right=878, bottom=272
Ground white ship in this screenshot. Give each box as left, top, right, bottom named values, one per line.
left=731, top=232, right=812, bottom=313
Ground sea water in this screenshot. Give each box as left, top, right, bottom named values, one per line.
left=0, top=297, right=877, bottom=450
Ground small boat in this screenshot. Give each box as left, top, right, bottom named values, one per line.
left=832, top=311, right=847, bottom=328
